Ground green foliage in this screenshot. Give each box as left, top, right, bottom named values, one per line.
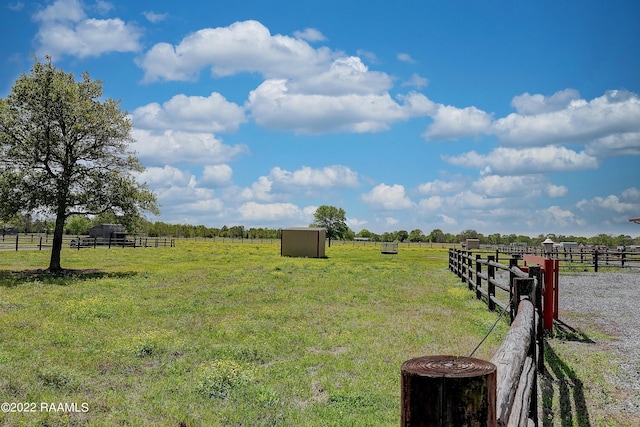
left=0, top=57, right=158, bottom=271
left=196, top=360, right=257, bottom=400
left=66, top=215, right=91, bottom=235
left=311, top=205, right=349, bottom=245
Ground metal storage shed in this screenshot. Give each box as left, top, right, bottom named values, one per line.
left=281, top=228, right=326, bottom=258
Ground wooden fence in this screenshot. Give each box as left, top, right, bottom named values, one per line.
left=402, top=249, right=543, bottom=426
left=0, top=233, right=175, bottom=251
left=498, top=245, right=640, bottom=271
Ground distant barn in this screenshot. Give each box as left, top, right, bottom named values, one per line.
left=281, top=228, right=326, bottom=258
left=465, top=238, right=480, bottom=249
left=88, top=224, right=127, bottom=240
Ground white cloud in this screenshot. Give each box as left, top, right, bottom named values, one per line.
left=178, top=198, right=225, bottom=214
left=8, top=2, right=24, bottom=12
left=510, top=89, right=581, bottom=115
left=348, top=218, right=368, bottom=228
left=33, top=0, right=141, bottom=59
left=419, top=89, right=640, bottom=166
left=293, top=28, right=326, bottom=42
left=449, top=191, right=506, bottom=210
left=137, top=20, right=333, bottom=82
left=247, top=80, right=433, bottom=133
left=417, top=178, right=466, bottom=195
left=422, top=104, right=493, bottom=140
left=361, top=184, right=413, bottom=210
left=143, top=11, right=168, bottom=23
left=33, top=0, right=85, bottom=22
left=356, top=49, right=378, bottom=63
left=493, top=90, right=640, bottom=146
left=269, top=165, right=359, bottom=190
left=418, top=196, right=444, bottom=211
left=402, top=73, right=429, bottom=89
left=237, top=202, right=308, bottom=222
left=136, top=165, right=194, bottom=188
left=132, top=92, right=246, bottom=133
left=131, top=129, right=249, bottom=166
left=287, top=56, right=393, bottom=96
left=201, top=164, right=233, bottom=186
left=472, top=175, right=542, bottom=197
left=383, top=217, right=399, bottom=226
left=586, top=132, right=640, bottom=157
left=236, top=165, right=359, bottom=204
left=397, top=53, right=416, bottom=63
left=577, top=194, right=640, bottom=215
left=545, top=184, right=568, bottom=198
left=622, top=187, right=640, bottom=202
left=136, top=20, right=437, bottom=135
left=471, top=174, right=567, bottom=199
left=539, top=206, right=585, bottom=228
left=439, top=214, right=457, bottom=226
left=239, top=177, right=274, bottom=202
left=444, top=145, right=599, bottom=175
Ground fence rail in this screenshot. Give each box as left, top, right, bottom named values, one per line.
left=497, top=245, right=640, bottom=271
left=0, top=233, right=175, bottom=251
left=436, top=248, right=543, bottom=426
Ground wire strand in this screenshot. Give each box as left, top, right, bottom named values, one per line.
left=468, top=309, right=506, bottom=358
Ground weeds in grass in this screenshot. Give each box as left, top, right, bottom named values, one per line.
left=196, top=359, right=257, bottom=399
left=0, top=242, right=508, bottom=426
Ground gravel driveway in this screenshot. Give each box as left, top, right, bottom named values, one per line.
left=557, top=271, right=640, bottom=415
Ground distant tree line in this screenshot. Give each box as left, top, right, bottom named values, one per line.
left=3, top=214, right=638, bottom=247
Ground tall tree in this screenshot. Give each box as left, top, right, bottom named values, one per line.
left=408, top=229, right=425, bottom=242
left=428, top=228, right=445, bottom=243
left=310, top=205, right=348, bottom=247
left=0, top=57, right=158, bottom=272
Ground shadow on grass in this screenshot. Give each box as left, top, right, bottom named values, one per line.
left=540, top=321, right=593, bottom=427
left=552, top=319, right=596, bottom=344
left=0, top=269, right=137, bottom=288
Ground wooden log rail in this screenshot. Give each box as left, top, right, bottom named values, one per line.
left=448, top=249, right=530, bottom=315
left=404, top=249, right=543, bottom=426
left=491, top=298, right=537, bottom=427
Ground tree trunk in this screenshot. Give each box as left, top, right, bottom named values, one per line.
left=48, top=209, right=66, bottom=273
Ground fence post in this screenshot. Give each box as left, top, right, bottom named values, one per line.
left=508, top=258, right=518, bottom=323
left=15, top=234, right=19, bottom=251
left=39, top=236, right=43, bottom=250
left=527, top=266, right=542, bottom=425
left=527, top=266, right=544, bottom=373
left=461, top=251, right=467, bottom=283
left=487, top=255, right=496, bottom=311
left=468, top=252, right=474, bottom=290
left=401, top=355, right=497, bottom=427
left=476, top=254, right=482, bottom=300
left=593, top=249, right=599, bottom=272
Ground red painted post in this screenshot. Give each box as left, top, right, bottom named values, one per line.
left=553, top=258, right=559, bottom=321
left=523, top=254, right=558, bottom=330
left=543, top=258, right=555, bottom=330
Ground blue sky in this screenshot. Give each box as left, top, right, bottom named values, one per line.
left=2, top=0, right=640, bottom=237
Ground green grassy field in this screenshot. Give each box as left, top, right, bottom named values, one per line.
left=0, top=242, right=510, bottom=426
